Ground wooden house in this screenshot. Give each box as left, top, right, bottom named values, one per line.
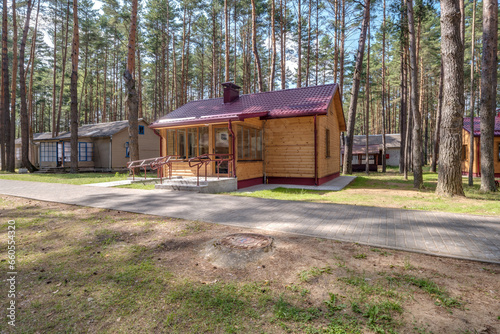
left=340, top=134, right=402, bottom=171
left=14, top=132, right=52, bottom=168
left=149, top=83, right=345, bottom=189
left=33, top=120, right=159, bottom=171
left=462, top=114, right=500, bottom=177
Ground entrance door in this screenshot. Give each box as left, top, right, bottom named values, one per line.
left=213, top=127, right=230, bottom=174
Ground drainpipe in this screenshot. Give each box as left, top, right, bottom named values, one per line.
left=109, top=136, right=112, bottom=171
left=228, top=120, right=236, bottom=178
left=314, top=115, right=318, bottom=185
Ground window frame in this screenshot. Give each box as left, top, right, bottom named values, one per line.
left=237, top=125, right=263, bottom=161
left=138, top=125, right=145, bottom=135
left=125, top=142, right=130, bottom=158
left=325, top=129, right=331, bottom=158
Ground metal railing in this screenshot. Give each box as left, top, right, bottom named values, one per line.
left=126, top=153, right=234, bottom=186
left=188, top=153, right=234, bottom=186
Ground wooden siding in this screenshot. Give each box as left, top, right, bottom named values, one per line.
left=111, top=120, right=160, bottom=169
left=235, top=118, right=264, bottom=181
left=461, top=129, right=500, bottom=175
left=317, top=99, right=341, bottom=178
left=264, top=117, right=315, bottom=178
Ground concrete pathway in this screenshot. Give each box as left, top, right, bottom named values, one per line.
left=236, top=176, right=357, bottom=192
left=0, top=179, right=499, bottom=264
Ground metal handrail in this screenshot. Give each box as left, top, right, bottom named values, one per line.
left=188, top=153, right=233, bottom=186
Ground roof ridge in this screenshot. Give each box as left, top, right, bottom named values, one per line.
left=240, top=83, right=337, bottom=98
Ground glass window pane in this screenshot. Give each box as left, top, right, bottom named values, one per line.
left=188, top=128, right=197, bottom=158
left=177, top=129, right=186, bottom=159
left=199, top=127, right=209, bottom=156
left=166, top=129, right=176, bottom=156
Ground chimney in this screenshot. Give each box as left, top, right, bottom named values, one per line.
left=222, top=82, right=241, bottom=104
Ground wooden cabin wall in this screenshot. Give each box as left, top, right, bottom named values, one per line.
left=317, top=101, right=341, bottom=178
left=264, top=117, right=315, bottom=178
left=495, top=137, right=500, bottom=175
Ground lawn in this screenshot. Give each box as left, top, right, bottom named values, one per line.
left=233, top=169, right=500, bottom=216
left=0, top=171, right=129, bottom=185
left=1, top=196, right=499, bottom=333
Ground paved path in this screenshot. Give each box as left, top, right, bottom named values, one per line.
left=1, top=179, right=499, bottom=264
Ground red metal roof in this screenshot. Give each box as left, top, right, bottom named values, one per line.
left=463, top=116, right=500, bottom=136
left=150, top=84, right=342, bottom=128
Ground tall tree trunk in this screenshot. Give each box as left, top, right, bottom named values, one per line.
left=8, top=0, right=17, bottom=171
left=102, top=46, right=108, bottom=122
left=436, top=0, right=465, bottom=196
left=137, top=47, right=143, bottom=118
left=381, top=0, right=387, bottom=173
left=125, top=0, right=139, bottom=167
left=479, top=0, right=498, bottom=192
left=19, top=0, right=36, bottom=172
left=56, top=0, right=70, bottom=136
left=280, top=0, right=287, bottom=89
left=407, top=0, right=423, bottom=189
left=398, top=3, right=406, bottom=174
left=224, top=0, right=229, bottom=82
left=70, top=0, right=79, bottom=173
left=296, top=0, right=301, bottom=88
left=365, top=24, right=370, bottom=175
left=305, top=0, right=312, bottom=87
left=431, top=61, right=443, bottom=172
left=251, top=0, right=264, bottom=92
left=468, top=0, right=476, bottom=186
left=1, top=0, right=10, bottom=171
left=315, top=0, right=319, bottom=85
left=339, top=0, right=345, bottom=94
left=28, top=0, right=40, bottom=166
left=51, top=1, right=57, bottom=136
left=269, top=0, right=276, bottom=90
left=342, top=0, right=370, bottom=175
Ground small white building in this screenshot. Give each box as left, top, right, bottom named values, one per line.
left=341, top=134, right=401, bottom=170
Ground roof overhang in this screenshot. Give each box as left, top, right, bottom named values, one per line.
left=150, top=111, right=269, bottom=129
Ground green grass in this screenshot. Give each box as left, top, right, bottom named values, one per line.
left=232, top=170, right=500, bottom=216
left=116, top=183, right=156, bottom=190
left=299, top=266, right=333, bottom=282
left=0, top=171, right=129, bottom=184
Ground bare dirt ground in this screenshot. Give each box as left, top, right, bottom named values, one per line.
left=1, top=195, right=499, bottom=333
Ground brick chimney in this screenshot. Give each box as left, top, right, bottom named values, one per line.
left=222, top=82, right=241, bottom=104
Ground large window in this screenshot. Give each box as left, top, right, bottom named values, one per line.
left=40, top=142, right=57, bottom=162
left=79, top=142, right=93, bottom=161
left=166, top=127, right=209, bottom=159
left=238, top=126, right=262, bottom=161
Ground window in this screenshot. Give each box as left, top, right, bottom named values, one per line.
left=78, top=142, right=93, bottom=162
left=125, top=142, right=129, bottom=158
left=138, top=125, right=145, bottom=135
left=498, top=143, right=500, bottom=162
left=165, top=127, right=209, bottom=159
left=237, top=126, right=263, bottom=161
left=326, top=129, right=331, bottom=158
left=461, top=145, right=467, bottom=161
left=40, top=142, right=57, bottom=162
left=16, top=147, right=21, bottom=160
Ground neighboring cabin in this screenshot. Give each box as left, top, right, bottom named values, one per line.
left=31, top=120, right=159, bottom=171
left=14, top=132, right=51, bottom=168
left=341, top=134, right=401, bottom=172
left=149, top=82, right=346, bottom=189
left=461, top=113, right=500, bottom=177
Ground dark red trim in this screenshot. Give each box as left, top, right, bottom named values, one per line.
left=462, top=172, right=481, bottom=177
left=237, top=177, right=263, bottom=189
left=267, top=172, right=340, bottom=186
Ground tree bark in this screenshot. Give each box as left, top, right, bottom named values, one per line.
left=431, top=61, right=443, bottom=172
left=7, top=0, right=17, bottom=171
left=1, top=0, right=10, bottom=171
left=224, top=0, right=229, bottom=82
left=436, top=0, right=465, bottom=196
left=51, top=0, right=57, bottom=136
left=479, top=0, right=498, bottom=192
left=297, top=0, right=301, bottom=88
left=406, top=0, right=423, bottom=189
left=251, top=0, right=264, bottom=92
left=70, top=0, right=79, bottom=173
left=125, top=0, right=139, bottom=168
left=56, top=0, right=70, bottom=136
left=339, top=0, right=345, bottom=95
left=28, top=0, right=40, bottom=167
left=305, top=0, right=312, bottom=87
left=342, top=0, right=370, bottom=175
left=19, top=0, right=36, bottom=172
left=269, top=0, right=276, bottom=90
left=381, top=0, right=387, bottom=173
left=365, top=24, right=370, bottom=175
left=468, top=0, right=476, bottom=186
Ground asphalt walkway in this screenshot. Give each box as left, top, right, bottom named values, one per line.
left=0, top=179, right=499, bottom=264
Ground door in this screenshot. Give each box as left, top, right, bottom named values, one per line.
left=213, top=127, right=230, bottom=174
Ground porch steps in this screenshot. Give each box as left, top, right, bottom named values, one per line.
left=155, top=177, right=237, bottom=193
